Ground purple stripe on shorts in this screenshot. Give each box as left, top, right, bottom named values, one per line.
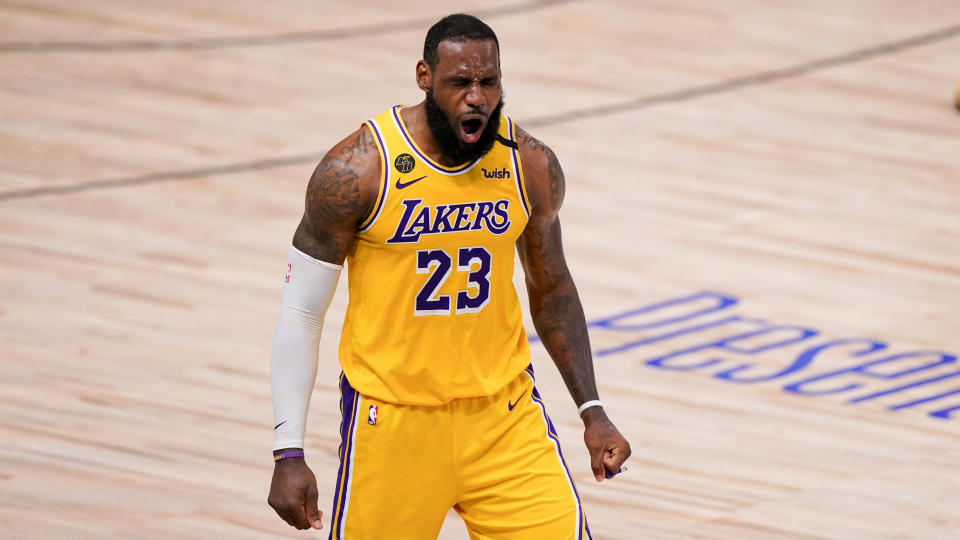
left=529, top=378, right=591, bottom=540
left=330, top=374, right=360, bottom=539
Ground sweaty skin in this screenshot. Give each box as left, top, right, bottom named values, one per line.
left=268, top=37, right=631, bottom=532
left=410, top=39, right=502, bottom=166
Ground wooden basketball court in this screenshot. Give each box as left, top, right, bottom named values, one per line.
left=1, top=1, right=959, bottom=538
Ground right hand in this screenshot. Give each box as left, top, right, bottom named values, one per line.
left=268, top=454, right=323, bottom=531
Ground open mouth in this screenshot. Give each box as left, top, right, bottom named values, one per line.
left=459, top=118, right=485, bottom=144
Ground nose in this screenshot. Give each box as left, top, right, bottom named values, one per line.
left=464, top=82, right=484, bottom=109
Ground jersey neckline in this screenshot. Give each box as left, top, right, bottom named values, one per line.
left=391, top=105, right=484, bottom=175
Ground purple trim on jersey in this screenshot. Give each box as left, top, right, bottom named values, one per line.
left=390, top=106, right=478, bottom=175
left=507, top=117, right=530, bottom=217
left=330, top=375, right=360, bottom=540
left=525, top=364, right=591, bottom=540
left=358, top=119, right=390, bottom=233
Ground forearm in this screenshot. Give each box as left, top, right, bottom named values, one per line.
left=270, top=247, right=342, bottom=450
left=529, top=275, right=599, bottom=408
left=271, top=316, right=322, bottom=450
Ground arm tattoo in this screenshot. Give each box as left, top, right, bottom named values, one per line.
left=306, top=159, right=362, bottom=224
left=338, top=126, right=378, bottom=164
left=516, top=127, right=563, bottom=210
left=525, top=233, right=598, bottom=407
left=516, top=126, right=598, bottom=407
left=292, top=129, right=377, bottom=263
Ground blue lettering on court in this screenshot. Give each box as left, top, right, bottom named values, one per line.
left=530, top=291, right=959, bottom=421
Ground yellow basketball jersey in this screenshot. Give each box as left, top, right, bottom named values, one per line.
left=338, top=105, right=531, bottom=405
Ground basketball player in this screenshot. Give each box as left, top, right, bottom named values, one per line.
left=268, top=14, right=631, bottom=539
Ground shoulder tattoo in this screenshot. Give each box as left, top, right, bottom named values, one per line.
left=338, top=126, right=378, bottom=164
left=305, top=129, right=379, bottom=227
left=516, top=127, right=564, bottom=210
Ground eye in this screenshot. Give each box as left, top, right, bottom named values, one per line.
left=482, top=77, right=498, bottom=86
left=450, top=78, right=470, bottom=87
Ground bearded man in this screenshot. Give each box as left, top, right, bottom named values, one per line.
left=268, top=13, right=631, bottom=540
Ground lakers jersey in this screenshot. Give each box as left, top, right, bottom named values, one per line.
left=338, top=105, right=531, bottom=405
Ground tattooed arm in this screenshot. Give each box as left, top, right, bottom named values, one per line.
left=515, top=126, right=631, bottom=482
left=293, top=126, right=381, bottom=263
left=268, top=126, right=380, bottom=531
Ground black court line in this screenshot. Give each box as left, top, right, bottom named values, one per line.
left=524, top=23, right=960, bottom=128
left=0, top=0, right=578, bottom=53
left=1, top=23, right=957, bottom=202
left=0, top=154, right=325, bottom=201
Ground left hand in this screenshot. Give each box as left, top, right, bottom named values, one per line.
left=582, top=408, right=631, bottom=482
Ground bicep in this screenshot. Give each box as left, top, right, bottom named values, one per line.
left=291, top=128, right=380, bottom=264
left=515, top=126, right=570, bottom=290
left=292, top=215, right=355, bottom=267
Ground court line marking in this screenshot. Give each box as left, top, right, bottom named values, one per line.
left=0, top=154, right=326, bottom=201
left=1, top=23, right=957, bottom=202
left=524, top=23, right=960, bottom=128
left=0, top=0, right=579, bottom=53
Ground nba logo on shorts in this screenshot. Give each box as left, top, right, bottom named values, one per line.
left=368, top=405, right=378, bottom=426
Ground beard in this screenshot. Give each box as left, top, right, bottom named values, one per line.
left=425, top=90, right=504, bottom=165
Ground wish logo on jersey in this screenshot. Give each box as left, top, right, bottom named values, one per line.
left=481, top=167, right=511, bottom=179
left=387, top=198, right=511, bottom=244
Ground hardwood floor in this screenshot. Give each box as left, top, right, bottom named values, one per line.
left=1, top=1, right=958, bottom=538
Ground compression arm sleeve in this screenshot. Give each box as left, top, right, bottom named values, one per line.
left=271, top=246, right=342, bottom=451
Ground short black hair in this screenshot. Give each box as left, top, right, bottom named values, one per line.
left=423, top=14, right=499, bottom=69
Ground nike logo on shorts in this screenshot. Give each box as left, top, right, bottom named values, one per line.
left=508, top=389, right=527, bottom=411
left=395, top=175, right=427, bottom=189
left=274, top=421, right=286, bottom=429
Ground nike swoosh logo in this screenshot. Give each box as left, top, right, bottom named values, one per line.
left=274, top=421, right=286, bottom=430
left=508, top=389, right=528, bottom=411
left=395, top=175, right=427, bottom=189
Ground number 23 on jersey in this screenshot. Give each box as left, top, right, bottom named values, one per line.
left=415, top=246, right=492, bottom=316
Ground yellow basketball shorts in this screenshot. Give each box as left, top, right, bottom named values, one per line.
left=327, top=365, right=591, bottom=540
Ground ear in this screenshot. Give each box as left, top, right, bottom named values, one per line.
left=416, top=60, right=431, bottom=92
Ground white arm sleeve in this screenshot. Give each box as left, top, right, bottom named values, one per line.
left=271, top=246, right=342, bottom=451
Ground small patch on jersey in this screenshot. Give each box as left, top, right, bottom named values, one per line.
left=368, top=405, right=379, bottom=426
left=284, top=263, right=292, bottom=283
left=394, top=153, right=415, bottom=173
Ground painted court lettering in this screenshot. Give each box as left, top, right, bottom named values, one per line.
left=533, top=291, right=959, bottom=421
